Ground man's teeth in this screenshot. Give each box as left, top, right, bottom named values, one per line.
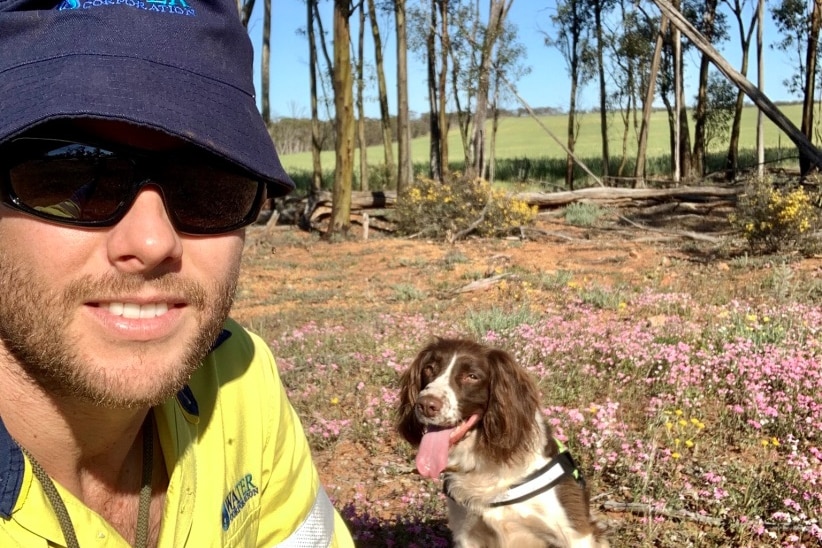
left=107, top=302, right=170, bottom=319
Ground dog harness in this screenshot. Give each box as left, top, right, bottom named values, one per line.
left=444, top=439, right=585, bottom=508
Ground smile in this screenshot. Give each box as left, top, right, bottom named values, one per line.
left=105, top=302, right=171, bottom=319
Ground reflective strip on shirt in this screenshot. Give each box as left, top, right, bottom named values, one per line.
left=275, top=486, right=335, bottom=548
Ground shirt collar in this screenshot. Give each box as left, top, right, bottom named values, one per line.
left=0, top=416, right=24, bottom=519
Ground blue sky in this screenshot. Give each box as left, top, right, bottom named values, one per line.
left=248, top=2, right=797, bottom=120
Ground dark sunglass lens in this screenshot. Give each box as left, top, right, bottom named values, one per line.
left=165, top=165, right=263, bottom=232
left=9, top=141, right=134, bottom=222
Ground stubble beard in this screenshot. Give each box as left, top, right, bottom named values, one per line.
left=0, top=258, right=238, bottom=408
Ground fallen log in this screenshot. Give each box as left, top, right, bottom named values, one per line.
left=301, top=185, right=740, bottom=213
left=514, top=185, right=742, bottom=208
left=309, top=190, right=397, bottom=210
left=278, top=185, right=742, bottom=234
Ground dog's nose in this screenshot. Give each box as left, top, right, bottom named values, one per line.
left=416, top=395, right=442, bottom=418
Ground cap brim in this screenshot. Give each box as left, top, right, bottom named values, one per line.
left=0, top=54, right=295, bottom=197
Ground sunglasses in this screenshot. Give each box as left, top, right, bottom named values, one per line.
left=0, top=137, right=267, bottom=235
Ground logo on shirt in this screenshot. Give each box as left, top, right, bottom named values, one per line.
left=221, top=474, right=259, bottom=531
left=57, top=0, right=197, bottom=17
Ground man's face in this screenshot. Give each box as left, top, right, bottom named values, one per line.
left=0, top=121, right=246, bottom=408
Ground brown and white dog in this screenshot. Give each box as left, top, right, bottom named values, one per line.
left=397, top=338, right=609, bottom=548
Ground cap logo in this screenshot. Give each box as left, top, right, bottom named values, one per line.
left=57, top=0, right=196, bottom=16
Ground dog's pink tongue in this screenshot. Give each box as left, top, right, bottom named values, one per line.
left=416, top=427, right=454, bottom=479
left=415, top=415, right=480, bottom=479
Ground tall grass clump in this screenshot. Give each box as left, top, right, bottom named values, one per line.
left=564, top=202, right=607, bottom=227
left=730, top=177, right=822, bottom=254
left=464, top=305, right=540, bottom=338
left=395, top=173, right=537, bottom=239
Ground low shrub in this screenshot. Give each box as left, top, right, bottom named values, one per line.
left=395, top=173, right=538, bottom=239
left=730, top=178, right=821, bottom=254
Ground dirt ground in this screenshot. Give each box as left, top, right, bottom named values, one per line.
left=232, top=208, right=822, bottom=543
left=236, top=207, right=821, bottom=331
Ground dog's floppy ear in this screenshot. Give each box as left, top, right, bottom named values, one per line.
left=480, top=348, right=541, bottom=463
left=395, top=346, right=431, bottom=446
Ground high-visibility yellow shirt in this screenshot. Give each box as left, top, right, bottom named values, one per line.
left=0, top=318, right=354, bottom=547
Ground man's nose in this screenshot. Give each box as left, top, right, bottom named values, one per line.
left=105, top=186, right=183, bottom=273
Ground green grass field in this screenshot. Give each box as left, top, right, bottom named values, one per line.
left=279, top=103, right=806, bottom=189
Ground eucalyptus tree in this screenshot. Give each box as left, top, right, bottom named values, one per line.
left=488, top=19, right=529, bottom=183
left=301, top=0, right=336, bottom=197
left=407, top=0, right=473, bottom=178
left=801, top=0, right=822, bottom=176
left=367, top=0, right=396, bottom=184
left=771, top=0, right=815, bottom=96
left=356, top=0, right=369, bottom=190
left=413, top=0, right=451, bottom=181
left=307, top=0, right=325, bottom=194
left=260, top=0, right=271, bottom=122
left=329, top=0, right=355, bottom=236
left=585, top=0, right=617, bottom=177
left=408, top=0, right=520, bottom=181
left=546, top=0, right=596, bottom=189
left=444, top=1, right=481, bottom=171
left=610, top=0, right=656, bottom=178
left=688, top=0, right=729, bottom=177
left=772, top=0, right=822, bottom=175
left=396, top=0, right=413, bottom=195
left=655, top=0, right=693, bottom=180
left=634, top=8, right=667, bottom=186
left=467, top=0, right=513, bottom=179
left=721, top=0, right=758, bottom=178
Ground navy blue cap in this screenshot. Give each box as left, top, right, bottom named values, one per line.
left=0, top=0, right=295, bottom=196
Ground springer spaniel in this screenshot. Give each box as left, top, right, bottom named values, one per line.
left=397, top=338, right=609, bottom=548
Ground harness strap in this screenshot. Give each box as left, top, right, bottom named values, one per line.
left=443, top=450, right=584, bottom=508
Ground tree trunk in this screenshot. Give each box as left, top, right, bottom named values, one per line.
left=756, top=0, right=764, bottom=179
left=691, top=0, right=719, bottom=177
left=367, top=0, right=395, bottom=183
left=672, top=3, right=684, bottom=182
left=489, top=73, right=500, bottom=184
left=395, top=0, right=412, bottom=195
left=800, top=0, right=822, bottom=175
left=469, top=0, right=511, bottom=179
left=237, top=0, right=255, bottom=27
left=594, top=2, right=609, bottom=177
left=427, top=0, right=442, bottom=181
left=636, top=16, right=667, bottom=187
left=437, top=0, right=450, bottom=177
left=260, top=0, right=271, bottom=123
left=691, top=52, right=709, bottom=177
left=330, top=0, right=354, bottom=236
left=724, top=0, right=757, bottom=179
left=308, top=0, right=323, bottom=195
left=567, top=75, right=578, bottom=190
left=356, top=1, right=368, bottom=191
left=678, top=101, right=692, bottom=180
